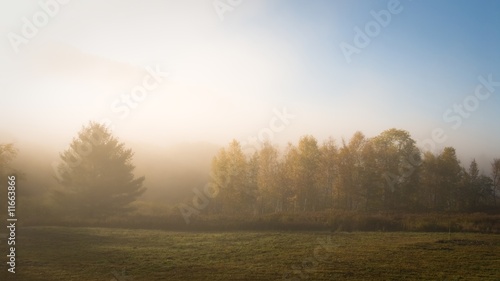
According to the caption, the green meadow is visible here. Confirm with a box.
[2,227,499,281]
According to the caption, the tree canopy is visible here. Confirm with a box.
[0,143,18,177]
[208,128,499,214]
[54,122,145,218]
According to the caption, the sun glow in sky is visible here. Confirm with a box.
[1,0,500,167]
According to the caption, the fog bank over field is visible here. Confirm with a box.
[8,140,218,204]
[1,0,499,220]
[2,1,499,170]
[7,129,499,208]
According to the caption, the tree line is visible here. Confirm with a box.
[207,128,500,215]
[1,124,499,222]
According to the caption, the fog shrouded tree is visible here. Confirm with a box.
[436,147,463,211]
[492,159,500,206]
[371,129,421,210]
[461,159,481,211]
[282,142,300,212]
[360,140,384,211]
[420,151,440,210]
[208,147,228,214]
[207,130,500,215]
[54,122,145,218]
[209,140,254,214]
[0,144,19,220]
[336,132,367,210]
[247,151,260,215]
[317,137,338,210]
[295,135,320,211]
[0,143,17,177]
[459,159,495,211]
[477,174,495,208]
[255,141,282,213]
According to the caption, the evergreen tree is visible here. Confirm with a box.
[54,122,145,218]
[436,147,462,211]
[492,159,500,206]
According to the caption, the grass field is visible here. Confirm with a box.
[1,227,499,280]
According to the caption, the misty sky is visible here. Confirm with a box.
[1,0,499,167]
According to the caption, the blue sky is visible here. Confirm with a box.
[1,0,499,169]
